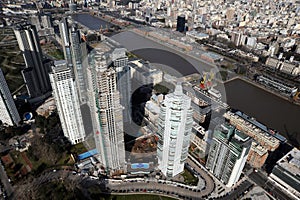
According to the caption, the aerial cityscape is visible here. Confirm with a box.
[0,0,299,199]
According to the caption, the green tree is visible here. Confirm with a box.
[153,84,169,95]
[35,115,46,129]
[220,70,228,81]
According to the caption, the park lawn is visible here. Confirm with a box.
[10,150,27,167]
[181,168,199,186]
[48,49,64,60]
[71,142,88,155]
[56,153,74,166]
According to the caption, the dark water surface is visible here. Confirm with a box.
[225,79,300,146]
[72,13,112,30]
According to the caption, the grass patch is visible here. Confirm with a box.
[36,181,86,200]
[48,49,64,60]
[219,70,228,81]
[10,151,27,166]
[126,51,138,59]
[71,142,88,155]
[11,54,24,64]
[153,83,170,95]
[181,168,198,186]
[6,77,25,93]
[56,153,74,166]
[220,62,235,70]
[0,37,25,92]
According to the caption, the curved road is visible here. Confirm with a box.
[186,157,214,196]
[13,156,214,200]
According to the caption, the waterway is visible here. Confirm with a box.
[225,79,300,147]
[71,13,112,30]
[130,49,300,146]
[73,13,300,147]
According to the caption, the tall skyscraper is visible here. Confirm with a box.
[14,24,51,98]
[87,44,126,174]
[49,60,85,144]
[0,69,21,126]
[59,18,72,66]
[176,15,186,32]
[157,83,193,178]
[69,23,88,103]
[206,123,251,187]
[59,18,88,103]
[111,48,131,124]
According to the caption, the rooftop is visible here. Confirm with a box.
[251,142,268,156]
[277,148,300,176]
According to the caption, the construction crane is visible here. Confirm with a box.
[199,72,207,89]
[293,91,300,101]
[199,69,217,90]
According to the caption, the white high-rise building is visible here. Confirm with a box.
[87,44,126,174]
[59,17,88,104]
[157,83,193,178]
[49,60,85,144]
[0,69,21,126]
[206,123,252,187]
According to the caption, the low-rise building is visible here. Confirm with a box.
[144,95,163,133]
[200,52,223,63]
[224,111,280,151]
[269,148,300,199]
[190,123,212,158]
[130,60,163,86]
[186,31,209,41]
[247,142,268,169]
[265,57,300,76]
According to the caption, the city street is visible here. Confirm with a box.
[186,157,214,197]
[12,166,213,200]
[108,181,203,200]
[216,180,253,200]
